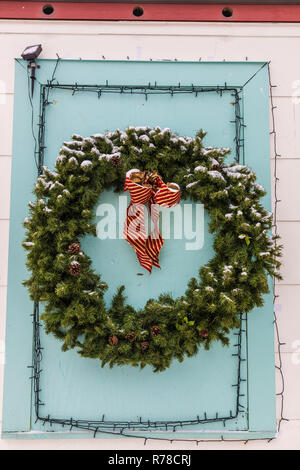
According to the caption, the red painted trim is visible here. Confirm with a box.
[1,2,300,22]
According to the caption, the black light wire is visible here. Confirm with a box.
[21,57,285,444]
[267,61,289,433]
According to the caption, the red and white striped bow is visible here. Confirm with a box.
[123,169,181,274]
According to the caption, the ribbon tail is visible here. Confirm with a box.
[145,234,163,269]
[145,200,164,270]
[136,251,153,274]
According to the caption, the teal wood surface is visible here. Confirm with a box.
[2,60,275,439]
[243,73,276,432]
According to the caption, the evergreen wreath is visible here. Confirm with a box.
[23,126,282,372]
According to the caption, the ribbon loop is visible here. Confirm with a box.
[123,169,181,274]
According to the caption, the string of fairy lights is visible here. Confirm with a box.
[268,62,289,434]
[20,56,286,444]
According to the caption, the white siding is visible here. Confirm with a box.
[0,19,299,450]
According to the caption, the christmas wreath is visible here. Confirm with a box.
[23,127,282,372]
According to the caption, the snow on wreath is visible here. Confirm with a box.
[23,126,282,372]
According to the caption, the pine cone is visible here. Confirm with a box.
[69,261,81,276]
[125,332,135,343]
[151,326,161,337]
[212,162,220,171]
[68,243,80,255]
[111,155,121,167]
[108,335,118,345]
[199,329,209,338]
[141,341,149,351]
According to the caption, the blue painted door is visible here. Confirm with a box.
[2,60,275,439]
